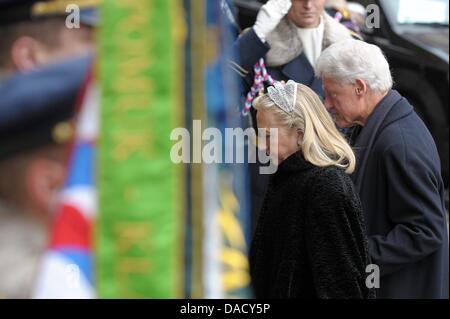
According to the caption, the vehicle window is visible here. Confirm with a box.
[381,0,449,25]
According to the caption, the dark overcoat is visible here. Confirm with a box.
[351,90,449,299]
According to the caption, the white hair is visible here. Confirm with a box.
[315,39,393,93]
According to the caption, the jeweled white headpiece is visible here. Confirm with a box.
[267,80,298,115]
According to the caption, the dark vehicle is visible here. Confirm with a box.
[233,0,449,188]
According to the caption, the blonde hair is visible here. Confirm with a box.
[253,83,356,174]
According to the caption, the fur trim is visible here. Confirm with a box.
[0,202,46,298]
[265,12,352,67]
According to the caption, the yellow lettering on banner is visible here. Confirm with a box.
[221,248,249,270]
[222,271,251,292]
[116,0,149,13]
[217,191,251,293]
[113,77,154,94]
[114,222,153,297]
[117,258,152,298]
[118,259,151,274]
[112,35,152,56]
[114,95,152,113]
[218,192,245,250]
[221,248,250,290]
[112,0,154,97]
[111,131,153,162]
[101,0,173,298]
[114,223,152,253]
[112,55,154,94]
[118,56,153,76]
[116,20,149,37]
[218,209,245,249]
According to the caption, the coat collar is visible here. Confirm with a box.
[265,12,352,67]
[280,54,324,97]
[379,93,413,131]
[281,53,315,85]
[352,90,408,189]
[354,90,406,149]
[276,150,316,176]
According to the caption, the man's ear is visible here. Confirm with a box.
[10,36,46,71]
[355,79,368,96]
[24,157,66,224]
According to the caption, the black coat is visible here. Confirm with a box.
[351,90,449,299]
[250,151,374,299]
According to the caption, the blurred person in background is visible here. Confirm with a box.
[0,56,92,298]
[316,39,449,299]
[234,0,360,96]
[0,0,98,81]
[325,0,367,33]
[0,0,98,299]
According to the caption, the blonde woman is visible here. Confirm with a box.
[250,80,374,299]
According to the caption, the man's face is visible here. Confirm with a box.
[37,24,95,65]
[287,0,326,28]
[5,21,96,72]
[0,144,67,228]
[322,77,363,128]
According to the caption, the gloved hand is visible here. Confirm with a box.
[253,0,292,42]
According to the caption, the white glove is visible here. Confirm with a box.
[253,0,292,42]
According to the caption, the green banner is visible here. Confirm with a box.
[97,0,184,298]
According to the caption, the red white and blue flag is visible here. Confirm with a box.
[33,73,99,299]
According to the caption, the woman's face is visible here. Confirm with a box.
[257,108,301,164]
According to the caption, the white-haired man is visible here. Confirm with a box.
[315,39,449,299]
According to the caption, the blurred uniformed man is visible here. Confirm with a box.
[0,0,99,80]
[0,56,92,298]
